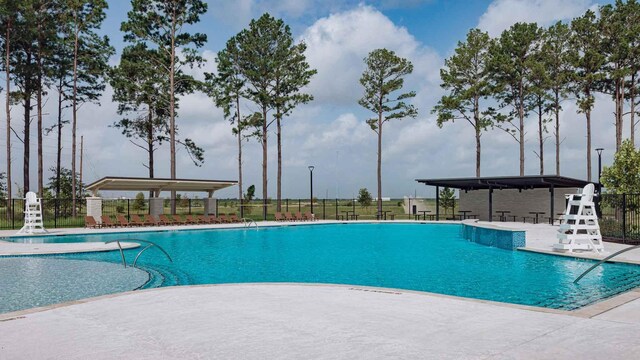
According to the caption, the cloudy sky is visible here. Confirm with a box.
[2,0,625,199]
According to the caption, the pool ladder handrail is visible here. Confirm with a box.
[242,218,259,230]
[573,244,640,283]
[104,239,173,268]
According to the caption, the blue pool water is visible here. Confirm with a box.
[5,223,640,311]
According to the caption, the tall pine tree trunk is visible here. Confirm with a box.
[147,108,154,198]
[377,113,383,217]
[555,90,560,175]
[71,21,79,216]
[474,96,481,177]
[23,50,32,194]
[37,69,43,197]
[56,80,63,197]
[5,20,12,216]
[36,18,44,198]
[586,108,592,182]
[169,12,177,213]
[262,107,268,220]
[276,115,282,213]
[538,101,544,175]
[518,83,525,176]
[236,97,243,218]
[615,78,623,151]
[631,72,636,147]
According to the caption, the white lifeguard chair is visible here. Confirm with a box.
[16,191,47,235]
[553,184,603,253]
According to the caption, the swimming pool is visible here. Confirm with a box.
[4,223,640,312]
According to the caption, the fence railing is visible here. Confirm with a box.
[0,197,454,230]
[5,195,636,240]
[599,194,640,243]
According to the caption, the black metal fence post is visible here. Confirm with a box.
[623,194,627,241]
[335,199,338,220]
[322,199,326,220]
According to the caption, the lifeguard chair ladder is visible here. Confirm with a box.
[16,191,47,235]
[553,184,603,253]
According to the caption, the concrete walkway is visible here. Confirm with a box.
[2,284,640,359]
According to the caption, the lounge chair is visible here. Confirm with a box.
[185,215,201,224]
[100,215,117,228]
[131,214,153,226]
[145,214,165,226]
[207,215,222,224]
[85,216,100,228]
[285,212,295,221]
[159,214,176,225]
[304,211,315,221]
[275,212,284,221]
[116,215,133,227]
[198,215,216,224]
[172,214,188,225]
[295,212,304,221]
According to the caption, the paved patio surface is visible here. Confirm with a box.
[2,284,640,359]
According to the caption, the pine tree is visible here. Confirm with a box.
[569,10,605,181]
[359,48,417,216]
[121,0,208,214]
[488,22,542,176]
[542,21,572,175]
[206,35,248,217]
[65,0,112,215]
[433,28,493,177]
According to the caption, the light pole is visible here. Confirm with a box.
[595,148,604,218]
[308,165,315,214]
[596,148,604,192]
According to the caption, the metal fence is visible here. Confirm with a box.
[2,196,638,240]
[0,197,453,230]
[599,194,640,243]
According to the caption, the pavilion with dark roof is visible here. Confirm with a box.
[416,175,594,222]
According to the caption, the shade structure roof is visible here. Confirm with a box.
[415,175,593,190]
[86,176,237,196]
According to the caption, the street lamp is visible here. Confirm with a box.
[595,148,604,191]
[595,148,604,218]
[308,165,315,214]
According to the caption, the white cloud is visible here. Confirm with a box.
[477,0,595,36]
[300,5,441,106]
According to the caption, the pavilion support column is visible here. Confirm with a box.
[204,198,217,216]
[149,197,164,216]
[550,185,555,225]
[488,187,493,222]
[86,197,102,224]
[435,186,440,221]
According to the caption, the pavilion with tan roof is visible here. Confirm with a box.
[85,176,237,220]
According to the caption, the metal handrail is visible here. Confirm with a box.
[105,239,173,268]
[242,218,258,230]
[574,244,640,283]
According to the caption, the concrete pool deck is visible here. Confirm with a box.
[2,283,640,359]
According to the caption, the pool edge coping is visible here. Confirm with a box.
[3,281,638,322]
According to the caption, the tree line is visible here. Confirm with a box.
[434,0,640,180]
